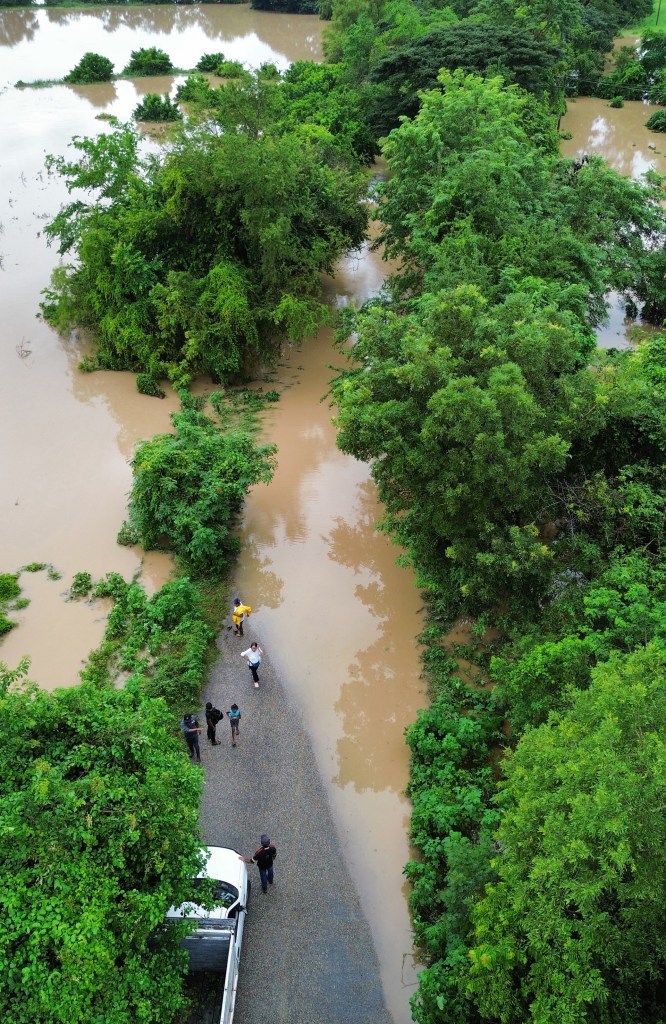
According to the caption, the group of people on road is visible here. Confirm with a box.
[180,595,278,892]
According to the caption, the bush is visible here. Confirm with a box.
[609,94,624,107]
[0,574,20,602]
[646,109,666,131]
[175,73,214,104]
[258,62,280,80]
[126,402,276,577]
[136,372,166,398]
[70,572,93,598]
[216,60,245,78]
[64,52,114,85]
[0,615,15,636]
[196,52,225,72]
[133,93,182,123]
[123,47,173,77]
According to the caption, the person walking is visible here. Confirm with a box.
[180,713,202,761]
[226,703,241,747]
[240,835,277,893]
[205,701,223,745]
[241,642,264,687]
[232,598,252,637]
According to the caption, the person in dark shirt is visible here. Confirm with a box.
[205,701,222,745]
[240,834,277,893]
[180,713,202,761]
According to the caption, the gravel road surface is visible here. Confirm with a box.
[198,620,395,1024]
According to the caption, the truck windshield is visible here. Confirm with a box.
[192,878,239,908]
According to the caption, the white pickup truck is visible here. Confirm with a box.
[167,846,250,1024]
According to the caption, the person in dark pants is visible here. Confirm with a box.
[181,713,202,761]
[240,835,277,893]
[227,703,241,747]
[205,702,222,745]
[241,642,263,687]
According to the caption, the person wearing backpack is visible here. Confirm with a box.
[204,701,223,745]
[240,834,277,893]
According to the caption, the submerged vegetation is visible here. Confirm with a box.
[10,0,666,1019]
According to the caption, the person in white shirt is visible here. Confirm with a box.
[241,642,264,687]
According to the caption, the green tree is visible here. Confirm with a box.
[0,667,204,1024]
[64,52,114,85]
[123,47,174,76]
[470,644,666,1024]
[331,284,598,614]
[368,24,562,136]
[133,93,182,122]
[125,400,276,577]
[43,110,368,383]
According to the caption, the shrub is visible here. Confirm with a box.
[133,93,182,123]
[70,572,93,598]
[136,372,166,398]
[646,109,666,132]
[216,60,246,78]
[0,615,15,636]
[196,52,225,72]
[175,73,214,104]
[123,47,173,77]
[126,402,276,577]
[258,62,280,80]
[0,574,20,602]
[609,94,624,107]
[64,52,114,85]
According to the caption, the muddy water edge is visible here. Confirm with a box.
[0,7,422,1023]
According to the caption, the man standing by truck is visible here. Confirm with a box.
[240,835,277,893]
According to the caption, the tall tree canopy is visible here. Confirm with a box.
[0,671,204,1024]
[470,644,666,1024]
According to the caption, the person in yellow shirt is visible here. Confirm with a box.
[232,597,252,637]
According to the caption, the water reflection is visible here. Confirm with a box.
[66,81,119,109]
[1,6,323,85]
[0,8,39,47]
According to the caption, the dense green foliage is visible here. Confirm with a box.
[122,398,276,577]
[133,92,182,122]
[328,42,666,1024]
[123,47,174,77]
[42,79,368,385]
[196,52,226,72]
[0,665,205,1024]
[470,645,666,1024]
[64,52,114,84]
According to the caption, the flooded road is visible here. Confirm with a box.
[235,236,425,1020]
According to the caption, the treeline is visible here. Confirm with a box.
[321,5,666,1024]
